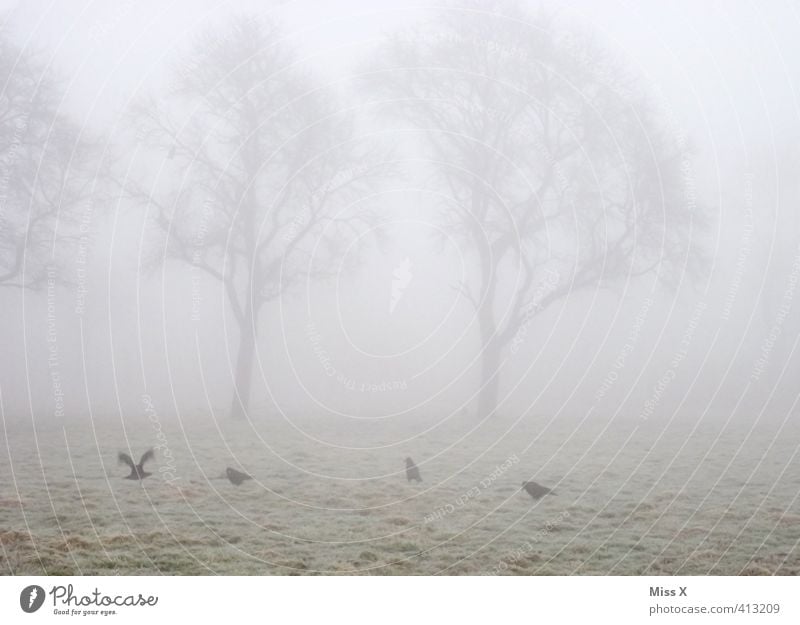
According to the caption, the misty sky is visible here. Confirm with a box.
[1,0,799,427]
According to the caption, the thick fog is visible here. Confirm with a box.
[2,0,799,430]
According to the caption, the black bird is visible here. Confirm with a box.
[405,457,422,483]
[521,481,555,500]
[118,449,154,480]
[225,467,252,486]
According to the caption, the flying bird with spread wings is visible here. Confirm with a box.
[118,449,155,480]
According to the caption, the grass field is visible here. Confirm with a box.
[1,413,798,575]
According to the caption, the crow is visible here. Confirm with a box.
[225,467,252,486]
[118,449,154,480]
[521,481,555,500]
[405,457,422,483]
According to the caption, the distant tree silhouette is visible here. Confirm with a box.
[126,16,390,419]
[367,2,702,416]
[0,28,97,289]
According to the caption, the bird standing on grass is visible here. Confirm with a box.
[225,467,252,486]
[521,481,555,500]
[118,449,154,480]
[405,457,422,483]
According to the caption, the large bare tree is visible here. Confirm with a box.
[0,28,96,289]
[367,3,701,416]
[126,17,388,419]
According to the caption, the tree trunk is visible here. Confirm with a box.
[477,337,502,417]
[474,240,505,417]
[230,314,256,420]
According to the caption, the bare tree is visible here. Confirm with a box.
[126,17,389,420]
[367,3,701,416]
[0,28,97,289]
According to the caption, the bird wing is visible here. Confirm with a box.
[118,452,135,470]
[139,449,155,466]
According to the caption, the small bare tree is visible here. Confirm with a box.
[126,17,389,419]
[0,29,96,289]
[367,3,701,416]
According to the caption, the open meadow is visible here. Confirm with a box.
[2,414,797,575]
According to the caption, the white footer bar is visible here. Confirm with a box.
[2,576,797,624]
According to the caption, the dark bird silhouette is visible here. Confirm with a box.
[522,481,555,500]
[225,467,252,486]
[118,449,154,480]
[405,457,422,483]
